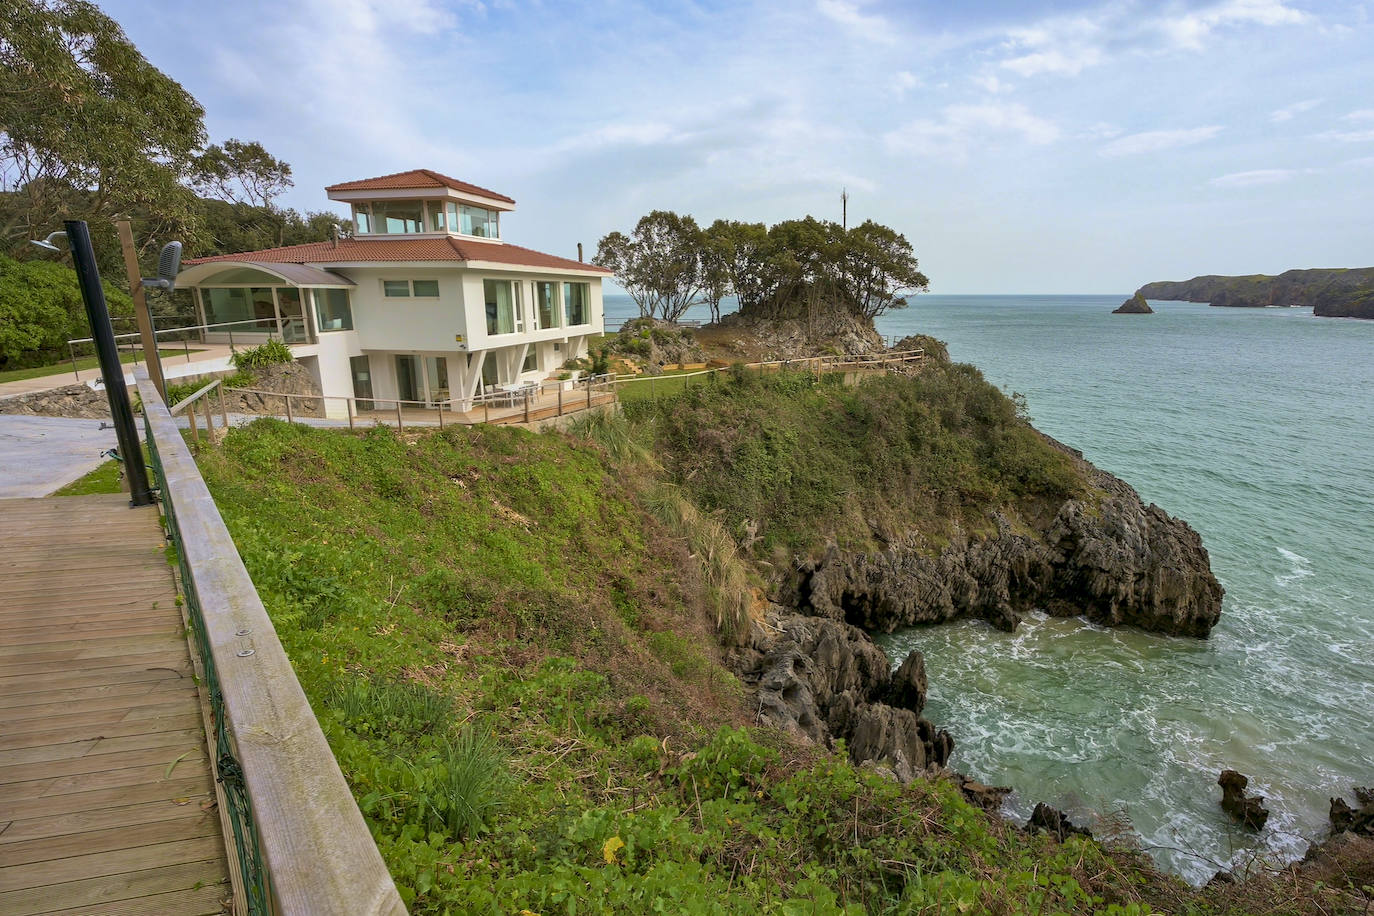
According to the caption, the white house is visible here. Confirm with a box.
[176,169,611,416]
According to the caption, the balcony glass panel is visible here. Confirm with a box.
[563,282,588,326]
[460,205,498,238]
[536,281,559,329]
[484,279,515,335]
[373,200,424,234]
[313,288,353,331]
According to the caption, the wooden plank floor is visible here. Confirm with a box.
[0,494,232,915]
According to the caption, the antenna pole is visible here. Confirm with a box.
[841,188,849,230]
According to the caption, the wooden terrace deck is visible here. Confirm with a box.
[0,494,231,915]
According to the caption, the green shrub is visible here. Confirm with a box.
[230,337,293,371]
[0,253,133,369]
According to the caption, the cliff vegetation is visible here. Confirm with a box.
[189,364,1361,914]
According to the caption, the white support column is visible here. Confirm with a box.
[511,343,529,378]
[456,350,485,411]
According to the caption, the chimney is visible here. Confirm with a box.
[332,224,339,249]
[577,242,583,262]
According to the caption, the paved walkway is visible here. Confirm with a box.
[0,346,235,402]
[0,495,232,915]
[0,416,118,498]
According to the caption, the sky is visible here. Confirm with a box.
[102,0,1373,293]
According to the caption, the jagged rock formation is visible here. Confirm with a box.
[731,439,1222,783]
[784,460,1223,639]
[1218,769,1270,830]
[1113,292,1154,314]
[735,612,952,782]
[1027,803,1092,840]
[710,309,884,360]
[1135,267,1374,319]
[1329,786,1374,836]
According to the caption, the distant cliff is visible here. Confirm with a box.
[1136,268,1374,319]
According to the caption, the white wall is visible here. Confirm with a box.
[346,268,471,354]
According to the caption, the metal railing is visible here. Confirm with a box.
[180,372,621,434]
[135,368,407,915]
[611,348,926,396]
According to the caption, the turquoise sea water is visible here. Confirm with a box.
[875,296,1374,883]
[604,294,1374,882]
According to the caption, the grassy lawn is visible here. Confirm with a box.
[0,348,205,385]
[614,367,717,402]
[50,458,124,496]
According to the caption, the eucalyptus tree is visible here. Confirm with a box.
[594,210,704,322]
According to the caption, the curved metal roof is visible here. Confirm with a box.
[176,260,356,287]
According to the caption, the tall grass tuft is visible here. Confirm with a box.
[424,724,505,839]
[329,678,454,735]
[643,486,753,645]
[566,409,656,467]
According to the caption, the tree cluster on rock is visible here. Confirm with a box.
[594,211,929,326]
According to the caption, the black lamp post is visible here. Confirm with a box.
[43,221,154,507]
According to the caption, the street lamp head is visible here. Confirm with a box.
[140,241,182,293]
[29,231,68,252]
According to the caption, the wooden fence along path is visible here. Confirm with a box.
[0,494,232,915]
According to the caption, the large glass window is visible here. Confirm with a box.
[535,281,559,329]
[276,288,307,343]
[428,202,446,232]
[312,289,353,331]
[522,348,538,373]
[350,355,373,410]
[373,200,424,234]
[353,205,372,234]
[563,282,589,326]
[460,205,499,238]
[203,288,253,328]
[484,279,515,335]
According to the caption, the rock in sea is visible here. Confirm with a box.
[1113,292,1154,314]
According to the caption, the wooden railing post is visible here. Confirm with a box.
[284,392,293,424]
[346,397,355,430]
[437,400,445,429]
[218,385,229,429]
[395,400,404,431]
[558,386,564,416]
[524,390,531,423]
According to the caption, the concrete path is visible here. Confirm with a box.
[0,416,118,498]
[0,346,235,402]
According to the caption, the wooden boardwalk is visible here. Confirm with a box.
[0,494,231,915]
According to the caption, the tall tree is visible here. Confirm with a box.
[594,210,704,322]
[836,220,929,320]
[0,0,206,257]
[192,139,293,209]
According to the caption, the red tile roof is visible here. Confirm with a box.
[324,169,515,204]
[184,236,611,274]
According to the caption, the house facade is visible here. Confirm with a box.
[176,169,610,416]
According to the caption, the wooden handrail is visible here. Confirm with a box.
[135,369,407,915]
[169,378,222,415]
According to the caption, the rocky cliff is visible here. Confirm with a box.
[731,434,1223,782]
[1136,268,1374,319]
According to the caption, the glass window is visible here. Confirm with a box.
[522,348,538,373]
[446,202,459,233]
[350,355,373,410]
[250,287,276,330]
[354,205,371,234]
[484,279,515,335]
[428,202,446,232]
[412,279,440,298]
[563,282,588,326]
[383,280,411,297]
[535,281,559,329]
[312,289,353,331]
[373,200,424,234]
[203,288,253,328]
[460,205,498,238]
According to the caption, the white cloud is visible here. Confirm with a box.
[1158,0,1308,51]
[1002,46,1103,77]
[1317,128,1374,143]
[972,73,1011,94]
[816,0,896,45]
[1344,109,1374,121]
[993,0,1311,82]
[1100,126,1224,157]
[1270,98,1323,122]
[892,70,920,98]
[1209,168,1302,187]
[885,102,1059,160]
